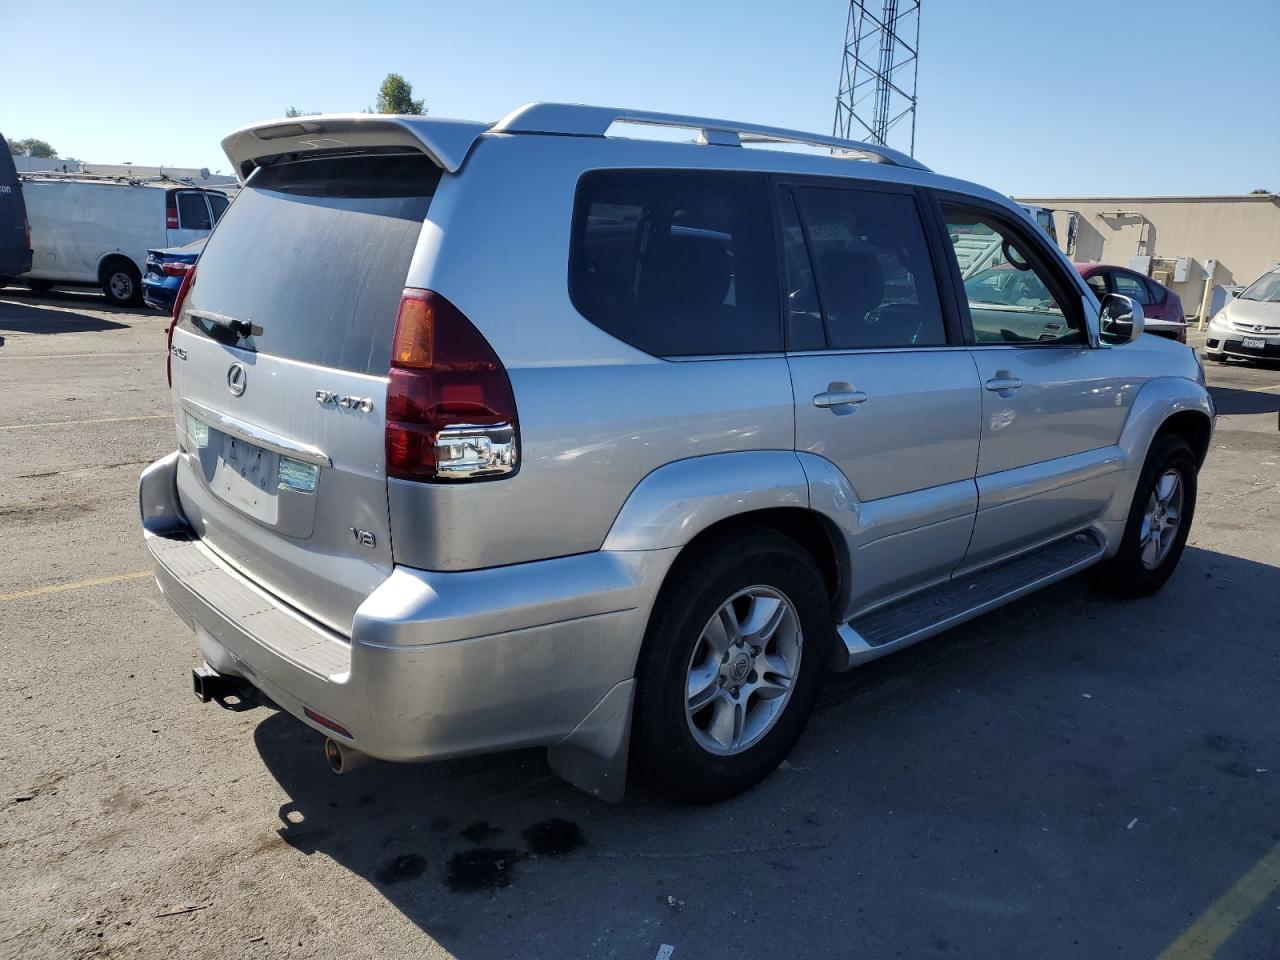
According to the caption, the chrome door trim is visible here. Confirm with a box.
[181,398,332,468]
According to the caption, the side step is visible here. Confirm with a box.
[832,531,1105,672]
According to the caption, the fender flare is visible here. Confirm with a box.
[602,450,812,552]
[1101,376,1214,525]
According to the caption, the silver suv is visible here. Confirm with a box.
[140,104,1214,802]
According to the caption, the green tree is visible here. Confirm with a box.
[8,137,57,158]
[375,73,425,115]
[284,106,321,118]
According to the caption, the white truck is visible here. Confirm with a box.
[20,171,228,305]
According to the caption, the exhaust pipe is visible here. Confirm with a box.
[324,737,372,774]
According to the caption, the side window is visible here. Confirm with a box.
[942,206,1084,346]
[568,170,779,357]
[1112,271,1152,305]
[1085,273,1109,302]
[1144,278,1167,305]
[778,188,824,351]
[176,191,212,230]
[208,193,229,223]
[791,186,946,349]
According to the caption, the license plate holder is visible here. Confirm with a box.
[1242,336,1266,350]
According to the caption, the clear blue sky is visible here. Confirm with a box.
[5,0,1277,196]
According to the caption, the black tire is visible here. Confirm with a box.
[1087,434,1197,598]
[26,279,54,292]
[100,258,141,307]
[633,529,831,803]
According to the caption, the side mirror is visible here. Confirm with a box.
[1099,293,1145,344]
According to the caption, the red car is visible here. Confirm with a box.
[1075,263,1187,343]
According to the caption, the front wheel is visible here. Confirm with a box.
[1088,434,1197,598]
[633,530,831,803]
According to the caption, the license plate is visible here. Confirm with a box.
[212,436,278,523]
[1242,336,1266,350]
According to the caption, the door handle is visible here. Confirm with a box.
[813,389,868,408]
[984,375,1023,393]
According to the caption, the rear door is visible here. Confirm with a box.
[170,152,440,633]
[0,135,30,275]
[778,180,981,611]
[167,189,215,247]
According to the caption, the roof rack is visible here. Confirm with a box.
[492,103,930,171]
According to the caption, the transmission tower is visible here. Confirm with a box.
[832,0,921,155]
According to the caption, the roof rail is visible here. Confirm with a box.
[492,102,930,171]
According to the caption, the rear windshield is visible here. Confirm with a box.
[183,152,440,374]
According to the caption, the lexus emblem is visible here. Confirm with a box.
[226,363,247,397]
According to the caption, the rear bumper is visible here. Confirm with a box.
[140,452,673,763]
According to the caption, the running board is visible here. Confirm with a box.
[832,531,1105,672]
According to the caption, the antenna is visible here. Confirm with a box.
[832,0,922,156]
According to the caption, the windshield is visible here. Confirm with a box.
[1238,271,1280,303]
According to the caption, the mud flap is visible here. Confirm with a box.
[545,679,634,803]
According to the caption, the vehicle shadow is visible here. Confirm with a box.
[250,545,1280,959]
[1208,384,1280,415]
[0,297,133,333]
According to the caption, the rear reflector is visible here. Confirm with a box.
[304,707,353,740]
[385,290,519,482]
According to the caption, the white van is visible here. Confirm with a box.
[20,174,228,305]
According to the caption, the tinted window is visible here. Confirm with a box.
[778,188,824,351]
[208,193,229,222]
[182,153,438,374]
[1144,277,1166,305]
[792,186,944,349]
[569,170,779,357]
[1112,271,1152,305]
[1085,273,1109,301]
[943,206,1084,345]
[177,192,211,230]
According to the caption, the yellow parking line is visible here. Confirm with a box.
[0,570,152,603]
[1158,839,1280,959]
[0,415,169,431]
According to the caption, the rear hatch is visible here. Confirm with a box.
[170,152,441,634]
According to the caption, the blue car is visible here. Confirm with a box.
[142,238,204,312]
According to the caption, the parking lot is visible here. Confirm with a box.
[2,288,1277,960]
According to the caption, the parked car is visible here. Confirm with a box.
[20,174,227,305]
[143,239,205,313]
[0,132,32,280]
[1077,263,1187,343]
[140,105,1214,804]
[1204,266,1280,363]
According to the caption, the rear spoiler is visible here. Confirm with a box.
[220,114,491,180]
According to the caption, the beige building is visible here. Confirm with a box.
[1016,193,1280,317]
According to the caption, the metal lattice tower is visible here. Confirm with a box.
[832,0,921,155]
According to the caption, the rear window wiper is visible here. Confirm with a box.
[188,309,263,341]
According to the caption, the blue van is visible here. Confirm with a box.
[0,133,33,279]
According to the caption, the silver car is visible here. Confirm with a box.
[140,104,1214,803]
[1205,267,1280,363]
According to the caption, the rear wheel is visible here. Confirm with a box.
[633,530,830,803]
[1088,434,1197,598]
[100,258,141,307]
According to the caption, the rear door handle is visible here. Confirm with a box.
[813,389,868,408]
[984,376,1023,393]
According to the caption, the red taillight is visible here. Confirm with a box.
[385,289,519,482]
[167,265,197,387]
[161,262,192,277]
[166,204,179,229]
